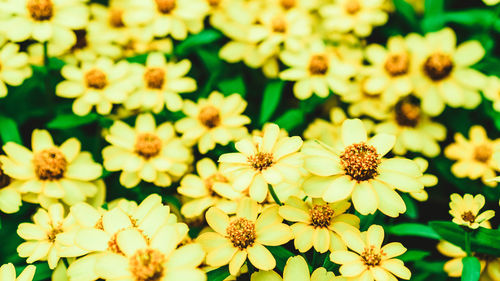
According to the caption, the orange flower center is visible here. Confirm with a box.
[155,0,176,14]
[461,211,476,224]
[27,0,53,21]
[226,217,256,250]
[107,231,125,255]
[345,0,361,14]
[395,97,421,127]
[109,9,125,28]
[207,0,220,7]
[204,173,228,196]
[474,144,492,163]
[423,53,453,81]
[310,204,335,228]
[135,133,162,159]
[280,0,296,9]
[144,67,166,89]
[198,105,221,129]
[33,148,68,181]
[384,53,409,77]
[248,152,274,171]
[0,164,11,189]
[47,226,63,242]
[308,54,329,75]
[272,16,287,33]
[340,143,380,182]
[129,249,165,281]
[85,69,107,90]
[361,246,383,267]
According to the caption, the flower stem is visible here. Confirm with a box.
[43,41,51,96]
[268,184,282,206]
[464,230,472,257]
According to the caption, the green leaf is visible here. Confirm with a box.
[422,0,444,31]
[425,0,443,16]
[32,263,52,281]
[399,250,430,262]
[217,76,246,97]
[387,223,440,240]
[393,0,419,28]
[267,246,294,271]
[259,80,284,125]
[444,10,496,27]
[47,113,98,129]
[175,29,223,55]
[197,48,223,71]
[401,194,418,219]
[206,265,230,281]
[429,221,500,256]
[274,109,304,132]
[462,257,481,281]
[0,116,22,144]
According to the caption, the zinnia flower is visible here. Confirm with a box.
[0,41,32,98]
[449,193,495,229]
[0,263,36,281]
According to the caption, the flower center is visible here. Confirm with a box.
[204,173,228,196]
[340,143,380,182]
[280,0,296,9]
[271,16,287,33]
[27,0,53,21]
[308,54,329,75]
[109,9,125,28]
[226,217,256,250]
[207,0,220,7]
[107,231,126,255]
[361,246,383,267]
[198,105,221,129]
[155,0,176,14]
[85,69,107,90]
[345,0,361,14]
[474,144,492,163]
[248,152,274,171]
[129,249,165,281]
[310,204,335,228]
[47,226,63,242]
[395,97,421,127]
[0,164,11,189]
[423,53,453,81]
[461,211,476,223]
[71,30,88,51]
[384,53,409,77]
[33,148,68,181]
[144,67,166,90]
[135,133,162,159]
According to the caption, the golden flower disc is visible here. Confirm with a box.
[423,53,453,81]
[395,97,421,127]
[384,53,409,77]
[461,211,476,224]
[85,69,108,90]
[308,54,329,75]
[198,105,221,129]
[340,143,380,182]
[144,67,166,90]
[345,0,361,15]
[248,152,274,171]
[310,204,335,228]
[109,9,125,28]
[361,246,383,267]
[226,217,256,250]
[280,0,296,10]
[129,249,166,281]
[27,0,53,21]
[33,148,68,181]
[155,0,176,14]
[272,16,287,33]
[135,133,163,159]
[474,144,492,163]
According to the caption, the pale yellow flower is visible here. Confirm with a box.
[331,225,411,281]
[197,198,293,276]
[175,91,250,154]
[483,0,500,5]
[304,107,347,149]
[219,123,303,202]
[302,119,424,217]
[409,157,438,202]
[103,113,192,188]
[449,193,495,229]
[408,28,487,116]
[444,125,500,186]
[125,53,197,113]
[0,130,102,206]
[0,42,32,98]
[279,196,359,253]
[0,263,36,281]
[0,163,22,214]
[483,75,500,112]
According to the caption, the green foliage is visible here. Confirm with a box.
[462,257,481,281]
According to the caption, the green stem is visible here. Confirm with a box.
[43,42,51,96]
[464,231,472,257]
[268,184,282,206]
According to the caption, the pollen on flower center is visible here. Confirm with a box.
[107,231,125,255]
[155,0,176,14]
[226,217,256,250]
[308,54,329,75]
[345,0,361,14]
[474,144,492,163]
[85,69,107,90]
[280,0,296,9]
[144,67,166,89]
[204,173,228,195]
[207,0,220,7]
[47,226,63,242]
[361,246,383,267]
[272,16,287,33]
[198,105,221,128]
[461,211,476,223]
[423,52,453,81]
[129,249,165,281]
[0,164,11,189]
[248,152,274,171]
[33,148,68,181]
[310,204,335,228]
[135,133,162,159]
[27,0,53,21]
[395,97,421,127]
[109,9,125,28]
[384,53,409,77]
[340,142,380,182]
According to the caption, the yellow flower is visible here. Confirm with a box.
[483,75,500,112]
[251,255,340,281]
[94,226,206,281]
[0,263,36,281]
[449,193,495,229]
[56,57,134,116]
[444,125,500,186]
[304,107,347,149]
[303,118,424,217]
[123,0,208,40]
[3,0,88,51]
[280,40,356,100]
[0,130,102,206]
[102,113,192,188]
[279,196,360,253]
[17,203,86,269]
[319,0,388,37]
[219,123,303,202]
[374,96,446,157]
[0,163,23,214]
[331,225,411,281]
[197,198,293,276]
[0,42,32,98]
[408,28,486,116]
[175,91,250,154]
[483,0,500,5]
[409,157,438,202]
[125,52,197,113]
[178,158,242,218]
